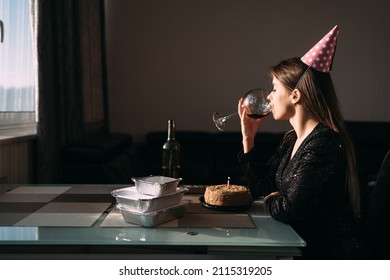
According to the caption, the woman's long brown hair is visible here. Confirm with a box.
[270,57,361,217]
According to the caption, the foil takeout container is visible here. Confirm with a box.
[111,186,188,213]
[117,200,191,227]
[132,176,182,196]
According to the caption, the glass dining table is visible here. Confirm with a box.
[0,184,305,259]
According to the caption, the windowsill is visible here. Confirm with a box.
[0,123,37,144]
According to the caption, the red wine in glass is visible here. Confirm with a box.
[247,112,271,119]
[212,88,271,131]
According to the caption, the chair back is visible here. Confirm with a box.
[365,149,390,258]
[366,150,390,231]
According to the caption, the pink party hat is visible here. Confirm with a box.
[301,25,339,72]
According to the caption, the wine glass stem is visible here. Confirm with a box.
[222,112,238,121]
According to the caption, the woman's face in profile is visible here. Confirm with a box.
[269,76,295,120]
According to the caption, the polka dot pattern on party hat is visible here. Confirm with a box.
[301,25,339,72]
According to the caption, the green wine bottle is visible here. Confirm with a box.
[162,120,181,178]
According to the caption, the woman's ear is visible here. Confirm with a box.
[291,89,301,105]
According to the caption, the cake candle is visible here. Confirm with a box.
[227,177,230,188]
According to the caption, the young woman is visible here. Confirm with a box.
[238,27,366,259]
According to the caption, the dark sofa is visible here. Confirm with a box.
[62,133,147,184]
[144,130,283,185]
[61,121,390,192]
[145,121,390,188]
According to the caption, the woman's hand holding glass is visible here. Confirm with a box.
[238,97,267,153]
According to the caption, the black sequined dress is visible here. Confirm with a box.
[238,123,365,259]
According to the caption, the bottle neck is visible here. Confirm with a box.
[167,120,175,140]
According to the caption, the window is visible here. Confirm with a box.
[0,0,36,134]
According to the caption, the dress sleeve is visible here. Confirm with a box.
[264,133,344,224]
[238,143,286,199]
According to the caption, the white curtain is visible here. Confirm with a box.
[0,0,36,113]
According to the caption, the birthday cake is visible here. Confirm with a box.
[204,185,252,207]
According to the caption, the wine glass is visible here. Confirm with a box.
[213,88,272,131]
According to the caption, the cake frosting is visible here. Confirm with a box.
[204,185,252,207]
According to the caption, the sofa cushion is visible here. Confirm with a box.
[62,133,140,184]
[63,133,133,164]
